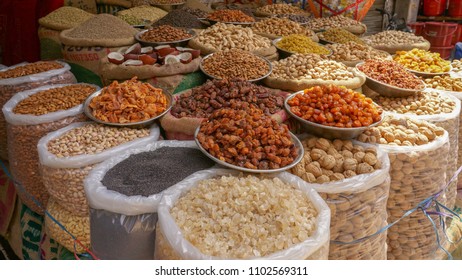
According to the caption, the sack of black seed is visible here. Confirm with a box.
[83,140,216,260]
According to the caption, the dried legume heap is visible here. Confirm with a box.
[207,9,255,22]
[38,6,94,30]
[13,84,96,115]
[66,14,137,40]
[394,49,451,73]
[291,137,381,183]
[0,61,63,79]
[251,17,313,37]
[47,123,150,157]
[171,174,318,258]
[276,34,329,55]
[141,25,192,42]
[117,5,167,22]
[326,42,390,62]
[288,85,383,128]
[201,49,269,80]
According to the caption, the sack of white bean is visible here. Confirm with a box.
[0,61,76,160]
[2,83,99,215]
[37,122,161,217]
[84,140,215,260]
[155,169,331,260]
[373,91,461,211]
[290,135,391,260]
[357,116,451,259]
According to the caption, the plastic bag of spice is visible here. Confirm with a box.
[160,81,290,140]
[0,61,76,160]
[290,135,391,260]
[357,121,451,260]
[37,122,160,217]
[2,83,99,215]
[154,168,330,260]
[83,140,216,260]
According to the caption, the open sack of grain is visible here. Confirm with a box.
[155,169,331,260]
[84,140,215,259]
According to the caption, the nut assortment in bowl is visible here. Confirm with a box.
[357,59,426,97]
[195,104,302,172]
[285,85,383,139]
[84,77,171,126]
[136,25,195,47]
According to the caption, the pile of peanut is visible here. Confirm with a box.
[201,49,269,80]
[423,75,462,91]
[326,42,390,62]
[357,116,445,146]
[193,23,271,52]
[251,17,314,37]
[0,61,63,79]
[255,3,307,15]
[363,30,427,46]
[291,137,381,183]
[304,15,362,30]
[374,91,456,115]
[270,54,354,81]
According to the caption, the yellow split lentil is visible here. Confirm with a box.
[277,34,330,55]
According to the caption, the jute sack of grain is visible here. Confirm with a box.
[0,61,76,160]
[154,169,331,260]
[291,135,391,260]
[64,0,98,13]
[60,14,138,85]
[38,6,95,60]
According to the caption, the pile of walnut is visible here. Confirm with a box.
[290,137,381,184]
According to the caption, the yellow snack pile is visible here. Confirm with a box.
[393,48,451,73]
[277,34,330,55]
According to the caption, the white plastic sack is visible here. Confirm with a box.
[155,168,331,260]
[0,61,71,86]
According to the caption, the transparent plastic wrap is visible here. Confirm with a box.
[83,140,202,260]
[386,91,460,211]
[37,122,160,216]
[44,198,90,254]
[292,135,391,260]
[378,131,450,259]
[0,61,76,160]
[2,84,97,215]
[154,169,331,260]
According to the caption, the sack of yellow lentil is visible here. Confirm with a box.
[155,168,331,260]
[2,83,99,215]
[0,61,76,161]
[37,121,160,217]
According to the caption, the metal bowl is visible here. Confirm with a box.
[83,88,173,128]
[272,37,332,59]
[206,18,256,26]
[199,52,272,83]
[356,62,426,97]
[408,66,452,78]
[135,28,196,47]
[194,127,304,174]
[284,91,384,140]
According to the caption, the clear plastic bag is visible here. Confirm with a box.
[2,84,97,215]
[0,61,76,160]
[293,135,391,260]
[154,169,331,260]
[83,140,202,260]
[37,122,160,216]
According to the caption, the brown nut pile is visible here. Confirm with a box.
[251,17,314,37]
[13,84,97,115]
[326,42,390,62]
[197,106,298,170]
[374,91,456,115]
[256,3,307,15]
[318,28,364,45]
[364,30,427,46]
[270,53,354,81]
[171,79,284,118]
[357,60,424,90]
[0,61,63,79]
[201,49,269,80]
[357,116,445,146]
[291,137,381,183]
[206,9,255,22]
[193,23,272,52]
[304,15,362,30]
[423,75,462,91]
[140,25,192,42]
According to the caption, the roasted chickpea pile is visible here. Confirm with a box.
[287,85,383,128]
[197,105,298,170]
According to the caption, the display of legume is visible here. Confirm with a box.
[207,9,255,22]
[256,3,308,15]
[288,85,383,128]
[0,61,63,79]
[102,147,215,196]
[252,17,314,38]
[140,25,192,42]
[276,34,329,54]
[117,5,167,22]
[394,48,451,73]
[304,15,362,31]
[66,14,137,40]
[38,6,94,30]
[326,42,390,63]
[357,60,424,90]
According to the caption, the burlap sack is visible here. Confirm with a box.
[38,27,62,60]
[188,37,277,57]
[264,67,366,92]
[60,29,136,48]
[160,87,290,140]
